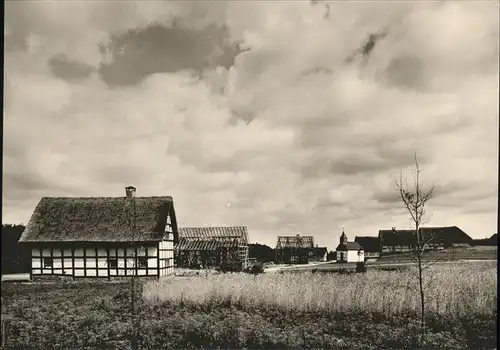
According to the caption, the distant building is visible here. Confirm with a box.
[354,236,380,259]
[335,231,364,263]
[472,234,497,246]
[378,226,473,254]
[19,186,177,280]
[174,226,249,271]
[311,246,328,262]
[275,235,327,264]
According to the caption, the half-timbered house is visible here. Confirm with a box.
[174,226,249,271]
[18,186,178,279]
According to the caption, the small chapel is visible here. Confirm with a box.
[335,230,364,263]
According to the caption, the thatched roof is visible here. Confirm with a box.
[19,196,177,243]
[378,226,473,246]
[276,235,314,249]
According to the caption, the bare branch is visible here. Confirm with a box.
[422,255,448,270]
[394,153,438,345]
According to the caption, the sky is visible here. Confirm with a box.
[3,1,499,250]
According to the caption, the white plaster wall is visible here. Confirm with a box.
[74,248,84,257]
[148,246,157,256]
[148,258,157,268]
[31,244,160,277]
[347,250,364,263]
[98,258,107,268]
[32,258,41,268]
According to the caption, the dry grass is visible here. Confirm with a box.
[143,261,496,318]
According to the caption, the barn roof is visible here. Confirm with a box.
[276,235,314,249]
[178,226,249,242]
[336,242,363,251]
[175,238,242,251]
[378,226,473,246]
[19,196,177,243]
[354,236,380,253]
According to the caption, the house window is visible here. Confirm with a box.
[43,257,53,268]
[137,257,148,268]
[107,258,118,268]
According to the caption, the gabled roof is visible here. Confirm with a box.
[276,235,314,249]
[19,196,177,243]
[336,242,363,251]
[178,226,249,243]
[354,236,380,253]
[378,226,473,246]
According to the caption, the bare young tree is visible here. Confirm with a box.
[395,154,437,344]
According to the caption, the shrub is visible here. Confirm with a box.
[356,262,367,273]
[245,263,264,275]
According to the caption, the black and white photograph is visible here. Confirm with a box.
[2,1,498,349]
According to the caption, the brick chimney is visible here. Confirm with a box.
[125,186,136,200]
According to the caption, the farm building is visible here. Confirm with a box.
[174,226,249,270]
[335,231,364,263]
[378,226,473,254]
[311,246,328,262]
[275,235,327,264]
[18,186,177,279]
[354,236,381,258]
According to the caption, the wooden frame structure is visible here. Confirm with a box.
[275,235,316,264]
[175,226,249,271]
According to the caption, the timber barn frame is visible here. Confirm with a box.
[275,234,315,264]
[18,186,178,279]
[174,226,249,271]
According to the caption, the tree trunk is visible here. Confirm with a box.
[416,226,426,345]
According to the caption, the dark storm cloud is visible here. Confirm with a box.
[98,22,240,87]
[48,54,95,82]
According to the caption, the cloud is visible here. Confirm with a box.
[3,1,498,248]
[99,22,240,87]
[48,54,95,82]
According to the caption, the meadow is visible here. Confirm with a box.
[1,261,496,349]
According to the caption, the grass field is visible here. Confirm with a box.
[1,260,496,349]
